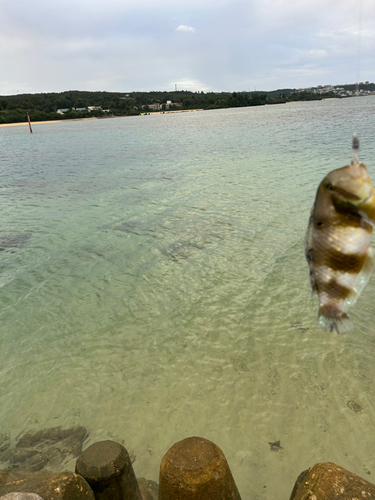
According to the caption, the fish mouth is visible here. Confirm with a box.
[362,193,372,204]
[335,186,372,205]
[334,185,363,202]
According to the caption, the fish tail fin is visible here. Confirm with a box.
[317,309,354,335]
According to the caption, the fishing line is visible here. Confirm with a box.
[355,0,363,97]
[353,0,363,155]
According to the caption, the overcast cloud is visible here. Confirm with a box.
[0,0,374,95]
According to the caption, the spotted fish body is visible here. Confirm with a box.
[306,138,375,333]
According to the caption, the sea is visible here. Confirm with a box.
[1,97,375,499]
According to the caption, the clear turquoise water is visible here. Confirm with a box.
[1,98,375,498]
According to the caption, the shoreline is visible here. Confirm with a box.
[0,109,205,128]
[0,117,99,128]
[140,109,204,115]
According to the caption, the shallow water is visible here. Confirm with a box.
[1,98,375,498]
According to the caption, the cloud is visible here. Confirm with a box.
[175,25,196,33]
[173,79,210,91]
[0,0,374,94]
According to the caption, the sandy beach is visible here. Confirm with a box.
[0,117,99,128]
[0,110,205,127]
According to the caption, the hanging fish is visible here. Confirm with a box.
[305,136,375,333]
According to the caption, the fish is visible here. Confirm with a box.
[305,136,375,333]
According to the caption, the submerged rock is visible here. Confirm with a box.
[137,478,159,500]
[161,241,205,261]
[9,450,47,473]
[104,220,155,236]
[0,436,10,454]
[113,221,140,233]
[41,447,66,470]
[0,449,13,465]
[16,426,87,457]
[0,426,88,473]
[0,234,31,252]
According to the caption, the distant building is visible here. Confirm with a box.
[57,108,70,114]
[87,106,102,112]
[164,101,182,110]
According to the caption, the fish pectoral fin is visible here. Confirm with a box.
[358,210,375,227]
[345,247,375,307]
[305,211,314,253]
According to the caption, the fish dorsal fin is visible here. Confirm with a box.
[345,247,375,307]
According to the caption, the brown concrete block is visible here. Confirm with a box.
[0,471,94,500]
[0,494,45,500]
[0,472,35,486]
[137,478,159,500]
[158,436,241,500]
[290,462,375,500]
[75,440,142,500]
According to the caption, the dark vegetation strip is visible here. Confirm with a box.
[1,84,374,124]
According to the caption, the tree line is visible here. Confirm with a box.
[0,88,338,124]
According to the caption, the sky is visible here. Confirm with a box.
[0,0,374,95]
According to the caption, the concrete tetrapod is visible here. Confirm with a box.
[75,440,142,500]
[158,437,241,500]
[0,494,45,500]
[289,462,375,500]
[0,472,94,500]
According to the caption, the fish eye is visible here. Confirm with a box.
[326,183,334,191]
[317,221,323,226]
